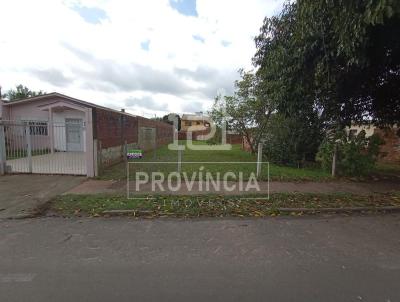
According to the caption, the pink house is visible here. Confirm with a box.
[0,93,173,176]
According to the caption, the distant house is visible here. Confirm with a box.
[181,113,210,132]
[0,93,173,176]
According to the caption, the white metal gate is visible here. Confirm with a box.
[0,120,86,175]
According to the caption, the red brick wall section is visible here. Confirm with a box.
[94,108,138,149]
[178,131,242,145]
[94,109,174,148]
[178,129,211,140]
[227,134,243,144]
[374,127,400,164]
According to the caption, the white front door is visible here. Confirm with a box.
[66,119,83,152]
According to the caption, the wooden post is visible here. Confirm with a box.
[332,143,338,177]
[257,142,263,178]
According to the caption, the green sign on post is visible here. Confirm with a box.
[127,149,143,159]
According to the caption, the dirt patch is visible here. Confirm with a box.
[0,175,85,219]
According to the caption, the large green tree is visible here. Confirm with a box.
[263,113,323,166]
[2,85,45,101]
[254,0,400,127]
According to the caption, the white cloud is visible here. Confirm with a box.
[0,0,284,116]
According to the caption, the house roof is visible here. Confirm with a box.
[2,92,137,118]
[181,114,210,121]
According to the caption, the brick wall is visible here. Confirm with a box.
[227,133,242,144]
[178,130,243,145]
[178,129,211,140]
[93,109,173,168]
[374,127,400,164]
[94,108,138,149]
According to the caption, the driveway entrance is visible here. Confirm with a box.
[6,152,86,175]
[0,174,84,219]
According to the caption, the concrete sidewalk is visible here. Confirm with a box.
[66,179,400,196]
[0,175,85,219]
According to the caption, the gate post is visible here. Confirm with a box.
[85,108,95,177]
[25,124,32,173]
[49,107,54,154]
[0,124,6,175]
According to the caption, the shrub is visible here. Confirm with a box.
[262,114,323,167]
[316,130,383,176]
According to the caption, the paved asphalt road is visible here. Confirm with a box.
[1,215,400,302]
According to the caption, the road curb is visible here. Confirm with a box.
[102,206,400,216]
[275,206,400,213]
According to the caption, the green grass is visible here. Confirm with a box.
[99,141,331,181]
[53,192,400,217]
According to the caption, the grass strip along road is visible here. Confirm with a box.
[52,192,400,218]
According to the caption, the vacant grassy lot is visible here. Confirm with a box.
[53,192,400,217]
[99,142,332,181]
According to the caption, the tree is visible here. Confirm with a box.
[254,0,400,127]
[210,70,274,153]
[263,113,323,166]
[162,114,181,131]
[3,85,45,101]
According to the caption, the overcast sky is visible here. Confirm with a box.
[0,0,284,118]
